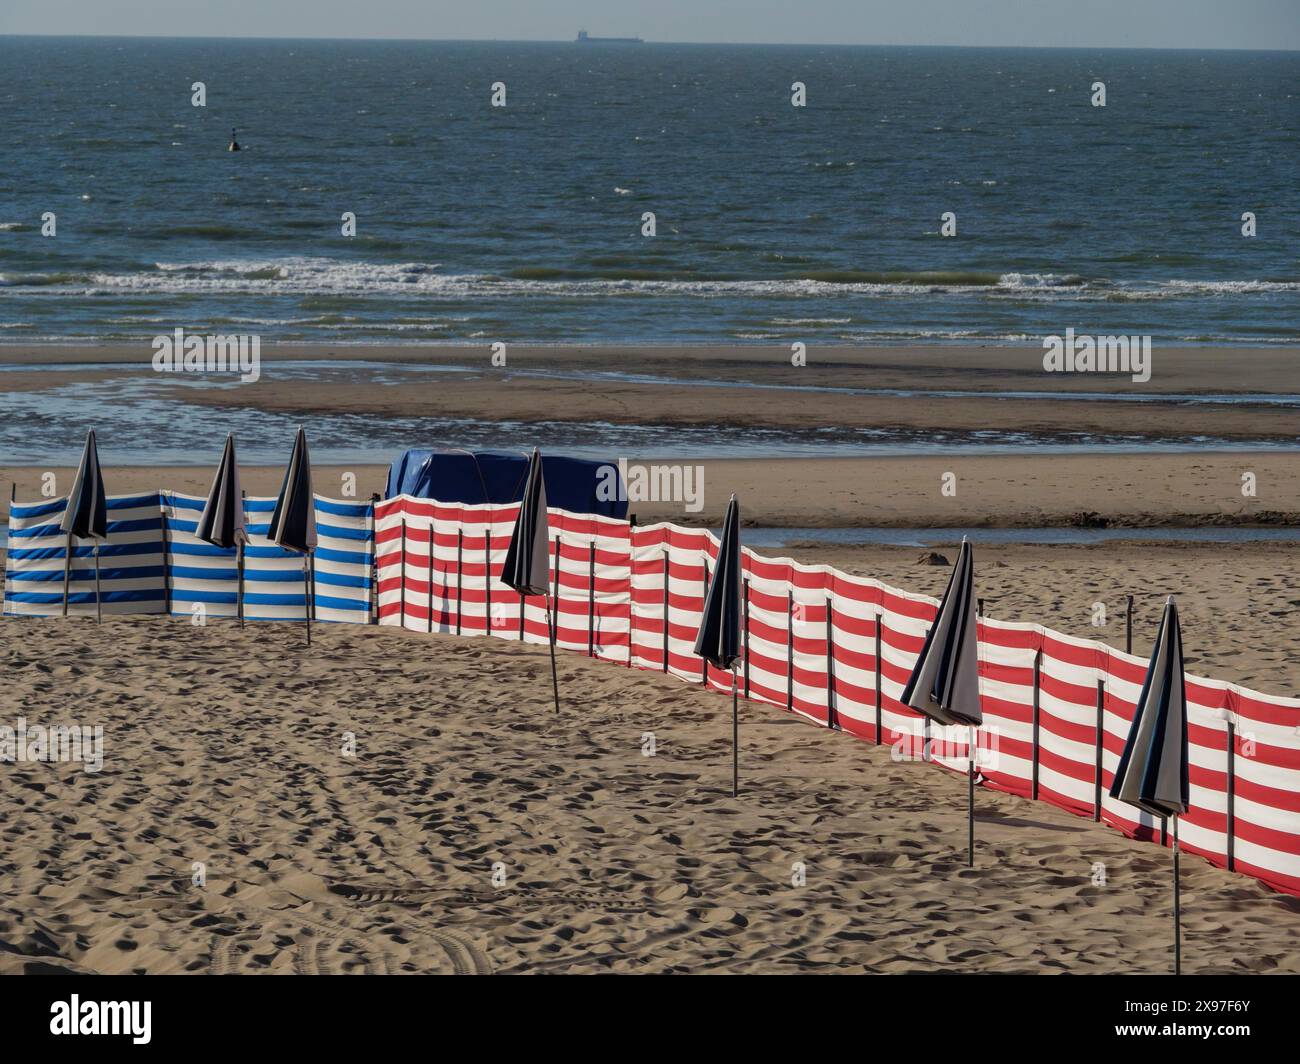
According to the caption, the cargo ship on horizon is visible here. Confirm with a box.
[576,30,644,44]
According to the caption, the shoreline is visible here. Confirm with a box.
[4,342,1298,526]
[2,341,1298,392]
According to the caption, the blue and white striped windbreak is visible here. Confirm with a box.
[160,493,373,623]
[5,491,372,623]
[5,492,165,617]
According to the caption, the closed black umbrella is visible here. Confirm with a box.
[901,538,982,863]
[60,429,108,622]
[1110,595,1189,974]
[195,433,248,626]
[694,494,743,796]
[502,448,559,712]
[268,427,317,644]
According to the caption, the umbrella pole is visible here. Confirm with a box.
[731,664,739,798]
[94,542,102,624]
[968,724,975,867]
[237,542,245,628]
[304,553,312,646]
[546,591,560,713]
[62,529,73,617]
[1173,814,1181,976]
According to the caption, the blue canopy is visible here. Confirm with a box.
[385,449,627,519]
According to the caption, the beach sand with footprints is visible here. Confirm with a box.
[2,539,1298,975]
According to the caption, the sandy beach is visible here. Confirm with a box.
[1,601,1297,976]
[3,537,1299,975]
[4,342,1299,975]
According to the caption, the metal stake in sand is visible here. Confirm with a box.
[731,664,739,798]
[1174,815,1182,976]
[1109,595,1190,976]
[303,554,313,645]
[693,495,743,797]
[501,448,560,714]
[59,428,108,621]
[899,538,982,864]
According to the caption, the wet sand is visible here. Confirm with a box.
[3,342,1300,445]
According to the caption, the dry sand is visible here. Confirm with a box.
[4,451,1299,529]
[2,540,1298,976]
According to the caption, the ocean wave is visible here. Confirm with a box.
[2,257,1297,305]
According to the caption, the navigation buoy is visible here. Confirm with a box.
[228,127,241,152]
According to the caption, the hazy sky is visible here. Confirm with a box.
[3,0,1298,50]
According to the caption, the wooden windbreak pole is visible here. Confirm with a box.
[239,488,248,628]
[874,617,883,745]
[825,595,839,731]
[661,550,670,673]
[588,540,597,658]
[368,494,379,625]
[1094,678,1105,821]
[1030,648,1042,800]
[699,553,708,684]
[160,504,172,616]
[484,523,492,637]
[742,577,751,699]
[455,528,463,636]
[627,514,637,667]
[1226,715,1237,873]
[399,516,407,627]
[786,590,795,713]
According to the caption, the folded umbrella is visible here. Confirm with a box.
[268,427,317,644]
[900,538,982,863]
[60,429,108,622]
[1110,595,1189,973]
[694,494,743,796]
[501,448,559,712]
[195,433,248,626]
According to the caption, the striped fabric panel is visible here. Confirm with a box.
[310,495,374,624]
[161,492,372,623]
[161,492,240,617]
[627,523,1300,899]
[4,492,167,617]
[375,495,631,659]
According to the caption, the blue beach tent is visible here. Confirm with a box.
[385,449,628,519]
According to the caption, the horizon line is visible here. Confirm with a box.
[2,32,1297,54]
